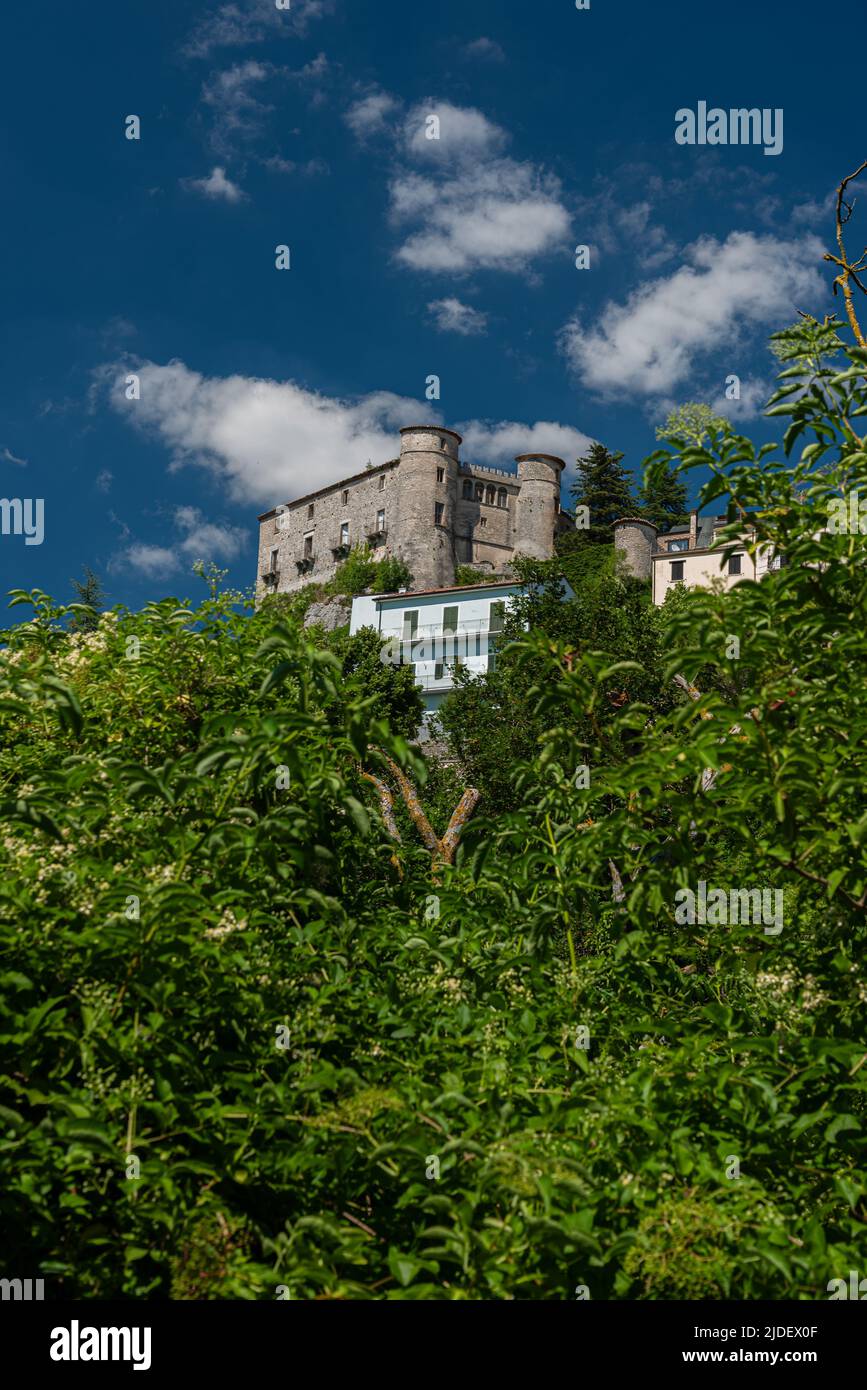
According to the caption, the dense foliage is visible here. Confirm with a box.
[1,317,866,1300]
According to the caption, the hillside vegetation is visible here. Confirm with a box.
[1,317,866,1299]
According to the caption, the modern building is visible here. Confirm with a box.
[257,424,571,597]
[614,511,782,604]
[349,576,575,731]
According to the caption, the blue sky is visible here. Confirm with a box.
[1,0,863,610]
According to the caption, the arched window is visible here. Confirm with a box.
[475,483,484,501]
[462,479,472,499]
[497,488,507,508]
[486,485,495,505]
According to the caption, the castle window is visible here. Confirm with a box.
[437,467,444,483]
[377,508,385,533]
[486,486,495,505]
[379,474,385,491]
[728,554,742,576]
[340,522,349,547]
[342,489,349,506]
[475,483,484,501]
[307,503,314,519]
[269,547,279,573]
[303,534,313,560]
[670,559,684,582]
[435,502,444,525]
[497,488,507,508]
[479,516,486,527]
[462,479,472,499]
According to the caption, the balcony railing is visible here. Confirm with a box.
[380,624,504,666]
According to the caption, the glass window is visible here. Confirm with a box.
[340,522,349,546]
[442,605,459,634]
[728,554,742,575]
[489,600,505,633]
[669,538,688,552]
[403,610,418,640]
[342,489,349,506]
[435,502,444,525]
[670,559,684,581]
[434,662,444,681]
[377,509,385,532]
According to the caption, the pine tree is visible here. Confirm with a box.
[639,465,689,532]
[570,443,636,544]
[69,567,105,631]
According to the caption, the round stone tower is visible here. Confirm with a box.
[613,517,658,581]
[395,426,461,590]
[513,453,565,561]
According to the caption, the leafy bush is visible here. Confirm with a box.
[1,317,867,1300]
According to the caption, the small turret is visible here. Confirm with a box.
[613,517,658,581]
[513,453,565,560]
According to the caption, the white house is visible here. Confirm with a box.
[350,578,575,733]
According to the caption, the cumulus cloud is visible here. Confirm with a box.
[104,360,438,506]
[123,544,181,580]
[391,158,570,274]
[461,37,505,62]
[348,93,569,275]
[457,419,594,471]
[183,166,246,202]
[560,231,825,397]
[345,91,400,140]
[183,0,331,60]
[427,297,488,336]
[114,509,246,581]
[103,359,589,504]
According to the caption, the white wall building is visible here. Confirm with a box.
[350,578,575,732]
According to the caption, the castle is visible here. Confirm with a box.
[257,425,568,595]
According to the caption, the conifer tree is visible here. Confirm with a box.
[570,442,636,544]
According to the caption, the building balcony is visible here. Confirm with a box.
[295,555,315,573]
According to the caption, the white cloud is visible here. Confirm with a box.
[183,0,331,60]
[461,37,505,63]
[103,359,590,504]
[457,419,594,471]
[345,91,400,140]
[401,100,507,162]
[105,359,439,506]
[123,544,181,580]
[2,446,28,467]
[560,231,825,397]
[184,166,246,203]
[349,94,569,275]
[201,60,270,156]
[427,297,488,335]
[712,378,772,420]
[391,158,570,274]
[174,506,246,561]
[95,469,113,492]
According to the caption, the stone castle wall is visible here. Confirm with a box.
[257,426,566,595]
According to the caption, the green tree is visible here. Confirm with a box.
[655,402,727,447]
[570,442,636,544]
[638,461,689,531]
[68,567,105,631]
